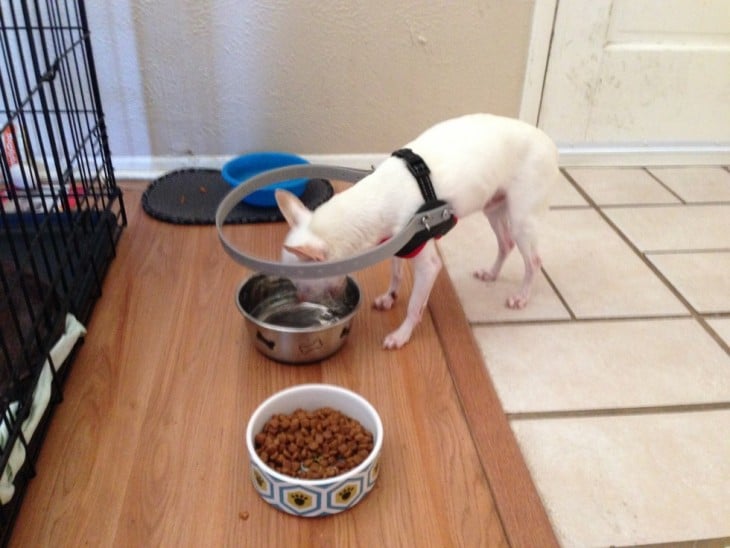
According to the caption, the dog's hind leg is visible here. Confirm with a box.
[474,192,514,282]
[506,214,541,309]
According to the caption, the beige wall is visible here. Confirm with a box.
[88,1,535,159]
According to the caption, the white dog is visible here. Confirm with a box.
[275,113,559,349]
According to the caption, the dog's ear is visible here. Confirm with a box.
[275,189,311,228]
[284,243,327,262]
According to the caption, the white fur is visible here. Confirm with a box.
[276,113,559,349]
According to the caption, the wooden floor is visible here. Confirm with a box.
[10,182,556,547]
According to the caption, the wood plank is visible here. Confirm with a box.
[9,183,513,547]
[429,271,559,548]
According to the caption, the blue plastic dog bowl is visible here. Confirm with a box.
[221,152,309,207]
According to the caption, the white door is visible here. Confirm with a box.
[534,0,730,155]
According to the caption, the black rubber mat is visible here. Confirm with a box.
[141,168,334,225]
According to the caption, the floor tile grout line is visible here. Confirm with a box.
[599,201,730,209]
[469,314,694,329]
[548,203,730,213]
[702,312,730,320]
[646,248,730,255]
[539,267,576,320]
[626,535,730,548]
[507,401,730,421]
[643,166,687,204]
[549,204,592,211]
[560,168,730,356]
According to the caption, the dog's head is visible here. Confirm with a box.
[275,189,347,302]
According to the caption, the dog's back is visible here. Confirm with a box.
[405,113,559,219]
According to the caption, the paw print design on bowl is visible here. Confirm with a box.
[277,484,322,516]
[335,484,359,504]
[335,483,359,505]
[251,466,273,499]
[286,490,314,511]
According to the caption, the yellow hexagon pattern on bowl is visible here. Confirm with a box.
[334,482,360,505]
[286,490,316,510]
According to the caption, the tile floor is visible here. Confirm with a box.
[437,166,730,548]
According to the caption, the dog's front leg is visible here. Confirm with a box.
[383,242,442,349]
[373,257,404,310]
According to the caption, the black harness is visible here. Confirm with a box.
[391,148,457,258]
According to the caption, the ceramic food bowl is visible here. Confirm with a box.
[236,274,360,364]
[246,383,383,516]
[221,151,309,207]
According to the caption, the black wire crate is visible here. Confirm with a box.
[0,0,125,540]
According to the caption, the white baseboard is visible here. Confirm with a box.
[558,144,730,167]
[111,154,387,180]
[112,146,729,180]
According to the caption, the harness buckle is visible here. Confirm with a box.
[395,200,457,258]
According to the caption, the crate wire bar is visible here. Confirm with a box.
[0,0,125,541]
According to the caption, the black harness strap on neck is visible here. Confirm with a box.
[391,148,457,258]
[391,148,437,202]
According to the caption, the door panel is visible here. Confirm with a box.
[539,0,730,145]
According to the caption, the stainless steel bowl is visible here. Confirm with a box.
[236,274,360,363]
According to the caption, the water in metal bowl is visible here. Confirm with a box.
[236,274,360,363]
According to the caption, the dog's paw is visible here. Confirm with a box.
[506,294,529,309]
[474,269,498,282]
[373,291,396,311]
[383,329,410,350]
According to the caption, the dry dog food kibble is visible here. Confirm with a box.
[254,407,374,479]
